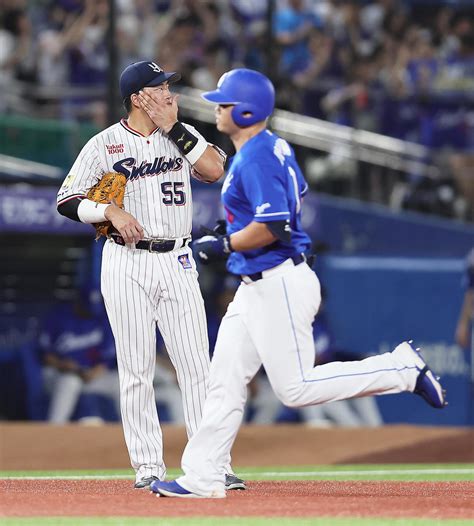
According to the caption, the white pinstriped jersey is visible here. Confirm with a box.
[57,119,206,239]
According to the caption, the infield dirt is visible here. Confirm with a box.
[1,479,474,519]
[1,423,473,470]
[1,424,473,520]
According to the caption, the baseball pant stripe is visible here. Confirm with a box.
[180,301,261,494]
[155,249,209,437]
[102,243,164,478]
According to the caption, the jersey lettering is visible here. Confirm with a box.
[273,138,291,165]
[58,120,207,238]
[113,156,184,180]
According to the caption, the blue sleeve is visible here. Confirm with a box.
[240,162,290,223]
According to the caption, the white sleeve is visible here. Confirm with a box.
[57,136,104,205]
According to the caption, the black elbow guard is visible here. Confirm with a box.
[57,198,82,222]
[265,220,292,243]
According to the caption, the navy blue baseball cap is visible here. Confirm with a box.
[119,61,181,99]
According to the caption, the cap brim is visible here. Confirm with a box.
[147,71,181,88]
[201,90,237,104]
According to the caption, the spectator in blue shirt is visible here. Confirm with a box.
[274,0,322,76]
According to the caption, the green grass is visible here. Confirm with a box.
[1,464,473,481]
[2,465,472,526]
[0,518,472,526]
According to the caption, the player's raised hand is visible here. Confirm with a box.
[138,88,178,132]
[105,202,144,244]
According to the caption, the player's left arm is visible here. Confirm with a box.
[166,120,224,182]
[138,90,224,182]
[229,160,290,251]
[191,143,226,183]
[193,161,290,261]
[228,221,277,251]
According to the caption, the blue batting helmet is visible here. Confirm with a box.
[202,69,275,127]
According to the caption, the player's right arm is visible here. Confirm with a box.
[57,137,143,243]
[103,203,144,244]
[57,137,106,221]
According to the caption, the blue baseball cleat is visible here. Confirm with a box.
[395,341,447,409]
[150,479,225,499]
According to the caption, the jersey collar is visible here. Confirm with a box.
[120,118,161,138]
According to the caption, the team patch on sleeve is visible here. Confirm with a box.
[178,253,192,269]
[61,173,76,189]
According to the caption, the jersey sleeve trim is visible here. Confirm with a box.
[254,211,290,222]
[301,183,309,197]
[255,211,290,217]
[57,193,86,206]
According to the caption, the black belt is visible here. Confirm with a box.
[111,233,189,253]
[243,254,306,282]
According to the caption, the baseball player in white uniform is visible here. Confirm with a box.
[57,61,244,490]
[150,69,447,499]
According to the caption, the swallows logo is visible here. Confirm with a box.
[113,156,183,180]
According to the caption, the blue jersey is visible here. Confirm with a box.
[221,130,311,275]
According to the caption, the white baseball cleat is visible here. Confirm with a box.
[150,479,226,498]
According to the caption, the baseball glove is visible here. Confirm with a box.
[86,171,126,239]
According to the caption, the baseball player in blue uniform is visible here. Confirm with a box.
[150,68,447,498]
[40,287,120,423]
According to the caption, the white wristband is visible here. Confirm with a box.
[185,136,208,165]
[77,199,109,223]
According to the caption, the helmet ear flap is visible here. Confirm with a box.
[231,102,260,127]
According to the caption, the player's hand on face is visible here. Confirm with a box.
[105,203,144,244]
[138,87,178,133]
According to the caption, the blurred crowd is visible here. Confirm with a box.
[0,0,473,219]
[0,0,472,130]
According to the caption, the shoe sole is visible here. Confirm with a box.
[134,480,158,489]
[226,482,247,490]
[403,341,447,409]
[155,488,226,499]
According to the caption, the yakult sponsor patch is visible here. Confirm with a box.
[106,144,125,155]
